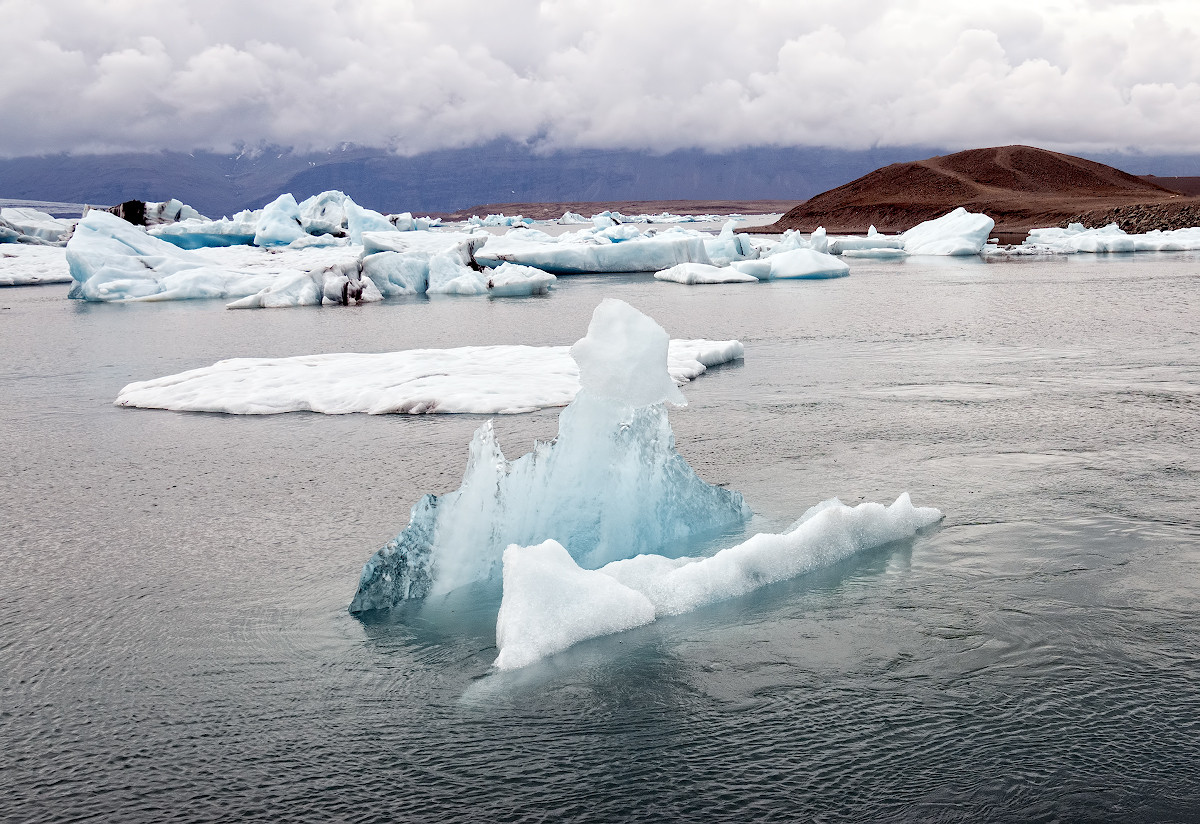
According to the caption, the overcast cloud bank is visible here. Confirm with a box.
[3,0,1200,158]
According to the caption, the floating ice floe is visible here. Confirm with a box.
[900,207,995,255]
[115,337,743,415]
[143,199,204,225]
[150,190,432,250]
[469,214,534,227]
[988,222,1200,255]
[475,230,715,274]
[65,213,541,305]
[1,207,76,244]
[348,300,752,611]
[495,494,943,669]
[0,246,73,286]
[66,210,367,303]
[732,248,849,279]
[828,226,906,256]
[654,262,758,284]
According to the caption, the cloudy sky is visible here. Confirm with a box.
[3,0,1199,158]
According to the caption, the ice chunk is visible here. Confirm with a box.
[224,271,322,309]
[484,262,556,296]
[427,240,489,295]
[469,214,533,227]
[558,211,591,224]
[901,208,995,255]
[0,246,73,286]
[494,494,943,668]
[252,194,306,247]
[1010,222,1200,254]
[67,211,276,301]
[144,199,204,225]
[227,259,382,309]
[151,216,257,249]
[348,300,751,611]
[474,233,712,274]
[703,219,758,266]
[827,230,905,255]
[360,250,430,296]
[115,337,743,415]
[841,247,907,259]
[494,540,657,670]
[808,227,829,254]
[654,262,758,284]
[736,248,849,280]
[0,207,76,243]
[67,210,361,303]
[345,200,395,243]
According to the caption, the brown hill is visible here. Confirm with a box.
[759,146,1200,235]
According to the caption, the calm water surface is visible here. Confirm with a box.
[2,254,1198,822]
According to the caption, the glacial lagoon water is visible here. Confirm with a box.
[2,253,1198,822]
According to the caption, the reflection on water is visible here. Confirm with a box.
[2,253,1199,821]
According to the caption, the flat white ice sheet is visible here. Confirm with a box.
[115,338,744,415]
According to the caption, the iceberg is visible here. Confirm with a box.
[702,220,759,266]
[495,494,943,669]
[66,210,368,304]
[654,262,758,284]
[150,190,423,250]
[252,194,308,247]
[1,207,76,244]
[225,259,383,309]
[144,199,204,225]
[733,248,849,280]
[474,232,712,274]
[150,215,258,249]
[999,222,1200,254]
[901,208,995,255]
[348,300,751,611]
[827,226,906,256]
[116,337,743,415]
[483,262,557,296]
[67,211,276,301]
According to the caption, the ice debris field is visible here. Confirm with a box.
[344,299,942,668]
[8,189,1200,297]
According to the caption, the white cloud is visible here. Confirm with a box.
[2,0,1200,156]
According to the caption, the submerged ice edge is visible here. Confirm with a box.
[494,493,944,670]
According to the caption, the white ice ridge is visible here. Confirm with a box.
[64,211,519,304]
[1,207,77,244]
[494,494,943,669]
[985,222,1200,255]
[149,190,441,250]
[348,300,751,611]
[116,338,743,415]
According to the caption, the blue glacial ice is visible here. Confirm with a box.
[348,299,752,611]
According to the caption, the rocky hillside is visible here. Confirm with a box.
[760,146,1200,234]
